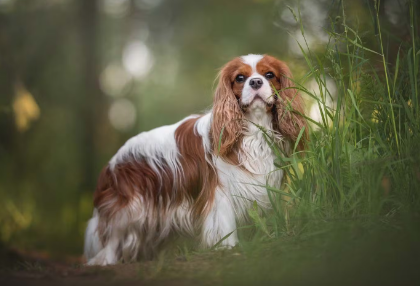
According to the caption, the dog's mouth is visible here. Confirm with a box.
[240,95,275,111]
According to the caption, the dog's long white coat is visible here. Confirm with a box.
[84,55,285,265]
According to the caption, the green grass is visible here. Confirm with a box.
[267,0,420,228]
[208,0,420,284]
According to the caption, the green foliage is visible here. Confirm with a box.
[206,1,420,283]
[225,1,420,280]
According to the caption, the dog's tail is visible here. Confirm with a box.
[84,209,103,262]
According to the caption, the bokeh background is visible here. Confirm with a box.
[0,0,411,258]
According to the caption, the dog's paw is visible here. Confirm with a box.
[214,243,236,251]
[86,249,118,266]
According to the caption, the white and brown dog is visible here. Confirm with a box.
[84,54,307,265]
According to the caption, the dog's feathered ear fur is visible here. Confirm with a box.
[211,59,244,158]
[267,56,308,151]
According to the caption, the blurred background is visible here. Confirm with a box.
[0,0,411,259]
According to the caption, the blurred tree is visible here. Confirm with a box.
[79,0,102,190]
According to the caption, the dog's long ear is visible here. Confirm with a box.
[269,57,308,152]
[211,61,243,158]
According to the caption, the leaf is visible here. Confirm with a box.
[393,46,401,92]
[347,89,364,120]
[211,225,253,250]
[247,201,271,237]
[217,125,225,154]
[293,126,306,153]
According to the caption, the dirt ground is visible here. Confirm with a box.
[0,245,230,286]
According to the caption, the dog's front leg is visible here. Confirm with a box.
[201,189,238,249]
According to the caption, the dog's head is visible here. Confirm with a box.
[211,54,308,157]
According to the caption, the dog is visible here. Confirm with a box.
[84,54,307,265]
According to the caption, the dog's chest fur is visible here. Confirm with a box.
[214,109,284,223]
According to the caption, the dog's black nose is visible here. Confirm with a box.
[249,78,263,90]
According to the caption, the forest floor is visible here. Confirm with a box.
[0,244,238,286]
[1,220,420,286]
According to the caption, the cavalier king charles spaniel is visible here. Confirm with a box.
[84,54,307,265]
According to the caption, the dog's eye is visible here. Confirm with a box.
[235,74,246,83]
[265,72,275,79]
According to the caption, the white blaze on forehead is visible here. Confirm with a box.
[241,54,263,72]
[239,54,273,106]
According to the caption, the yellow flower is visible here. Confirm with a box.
[12,82,40,132]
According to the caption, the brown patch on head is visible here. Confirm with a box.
[211,57,252,159]
[223,58,253,99]
[256,56,283,91]
[257,55,308,151]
